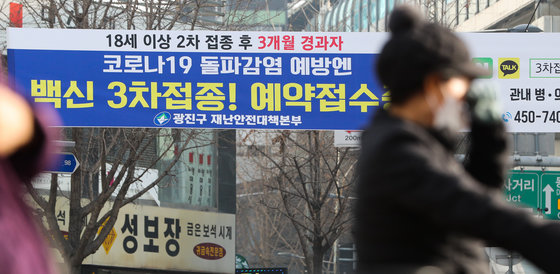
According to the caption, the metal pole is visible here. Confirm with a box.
[353,243,357,271]
[505,250,515,274]
[456,155,560,167]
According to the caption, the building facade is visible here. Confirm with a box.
[302,0,560,32]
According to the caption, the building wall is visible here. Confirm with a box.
[455,0,534,31]
[303,0,560,32]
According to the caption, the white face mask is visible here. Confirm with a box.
[425,89,469,133]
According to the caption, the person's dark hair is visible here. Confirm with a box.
[376,6,486,105]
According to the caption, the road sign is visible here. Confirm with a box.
[334,130,362,147]
[504,170,560,220]
[541,174,560,219]
[46,153,80,174]
[505,171,539,214]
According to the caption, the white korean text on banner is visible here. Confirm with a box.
[8,29,560,132]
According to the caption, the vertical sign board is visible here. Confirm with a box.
[540,174,560,220]
[9,2,22,28]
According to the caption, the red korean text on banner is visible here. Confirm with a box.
[10,2,23,28]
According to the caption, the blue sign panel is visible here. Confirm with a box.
[46,153,79,174]
[7,29,387,130]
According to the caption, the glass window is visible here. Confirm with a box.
[379,0,386,21]
[460,0,470,22]
[371,0,377,29]
[158,129,218,209]
[387,0,395,14]
[344,0,353,31]
[325,9,334,31]
[320,11,328,31]
[468,0,477,18]
[310,16,317,31]
[328,5,336,31]
[336,2,345,31]
[361,0,369,31]
[325,12,332,31]
[340,0,350,31]
[476,0,480,13]
[329,4,336,31]
[439,0,455,26]
[453,0,460,25]
[352,0,361,31]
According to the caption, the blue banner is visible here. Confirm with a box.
[8,29,387,130]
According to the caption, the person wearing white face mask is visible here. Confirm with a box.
[354,6,560,274]
[424,77,470,134]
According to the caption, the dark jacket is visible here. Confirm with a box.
[354,109,560,273]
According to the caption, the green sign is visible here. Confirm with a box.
[236,254,249,269]
[505,171,560,220]
[505,171,539,212]
[472,57,493,78]
[541,173,560,219]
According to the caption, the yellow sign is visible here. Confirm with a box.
[97,218,117,254]
[498,58,520,79]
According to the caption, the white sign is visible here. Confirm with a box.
[101,164,160,206]
[32,173,71,192]
[33,165,160,205]
[31,196,235,273]
[7,28,386,54]
[85,204,235,273]
[460,33,560,133]
[334,130,362,147]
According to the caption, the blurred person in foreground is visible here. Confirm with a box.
[0,83,59,274]
[354,6,560,274]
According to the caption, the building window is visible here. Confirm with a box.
[360,0,369,31]
[157,129,218,209]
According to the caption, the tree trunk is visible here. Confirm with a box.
[312,242,323,274]
[71,263,81,274]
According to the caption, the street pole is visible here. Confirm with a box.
[506,250,515,274]
[506,251,515,274]
[495,250,520,274]
[333,147,340,274]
